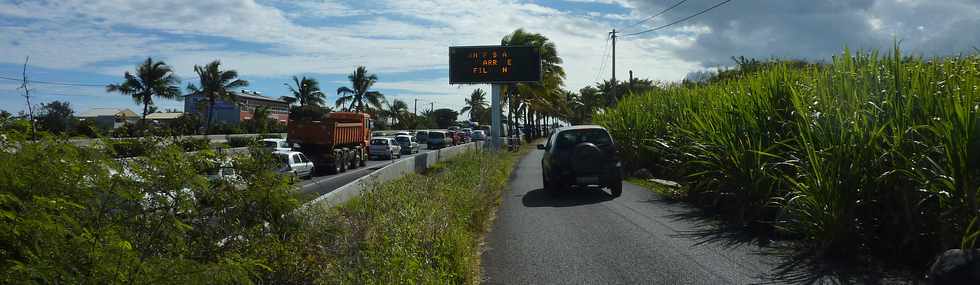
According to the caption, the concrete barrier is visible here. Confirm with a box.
[305,141,484,208]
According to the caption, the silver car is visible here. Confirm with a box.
[369,137,402,160]
[273,150,314,179]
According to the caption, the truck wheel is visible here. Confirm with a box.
[349,151,358,169]
[339,154,348,173]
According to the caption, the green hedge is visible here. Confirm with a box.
[226,136,258,148]
[176,137,211,152]
[106,138,157,158]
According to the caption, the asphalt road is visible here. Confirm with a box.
[481,149,779,284]
[296,144,437,198]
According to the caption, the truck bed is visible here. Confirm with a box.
[288,121,365,147]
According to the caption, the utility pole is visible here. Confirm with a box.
[17,56,36,141]
[609,29,620,106]
[429,102,434,112]
[610,29,617,84]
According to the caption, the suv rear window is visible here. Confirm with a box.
[555,129,612,149]
[371,139,388,145]
[395,136,410,142]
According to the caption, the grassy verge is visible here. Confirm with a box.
[269,148,523,284]
[625,177,684,200]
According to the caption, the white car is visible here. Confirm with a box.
[394,134,420,154]
[273,150,314,179]
[369,137,402,160]
[262,138,291,152]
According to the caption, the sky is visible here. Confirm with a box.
[0,0,978,115]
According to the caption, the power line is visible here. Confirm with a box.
[0,75,106,87]
[624,0,689,30]
[592,35,611,84]
[623,0,733,37]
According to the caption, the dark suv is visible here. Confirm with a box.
[538,125,623,197]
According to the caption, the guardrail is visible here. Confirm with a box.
[304,141,485,208]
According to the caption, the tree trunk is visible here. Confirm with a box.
[206,98,214,134]
[141,100,149,136]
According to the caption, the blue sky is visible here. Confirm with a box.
[1,0,977,115]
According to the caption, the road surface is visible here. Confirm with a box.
[297,144,437,198]
[481,149,780,284]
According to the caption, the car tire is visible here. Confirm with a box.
[609,180,623,197]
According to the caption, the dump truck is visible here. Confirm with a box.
[287,112,372,174]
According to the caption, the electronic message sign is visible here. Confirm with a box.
[449,45,541,84]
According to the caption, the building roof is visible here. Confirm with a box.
[79,108,138,118]
[183,90,287,104]
[145,112,184,120]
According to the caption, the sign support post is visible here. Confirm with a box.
[490,84,502,150]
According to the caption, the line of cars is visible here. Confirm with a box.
[414,127,486,150]
[260,126,488,181]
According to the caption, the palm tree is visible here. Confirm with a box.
[186,60,249,133]
[502,29,566,137]
[279,96,297,105]
[336,66,385,113]
[460,89,489,123]
[285,76,325,107]
[383,99,410,126]
[106,57,181,130]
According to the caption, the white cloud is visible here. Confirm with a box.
[3,0,975,115]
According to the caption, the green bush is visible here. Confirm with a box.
[106,138,158,158]
[0,137,299,284]
[176,137,211,152]
[259,134,282,139]
[226,136,258,148]
[596,47,980,267]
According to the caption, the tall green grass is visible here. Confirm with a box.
[596,48,980,267]
[272,149,522,284]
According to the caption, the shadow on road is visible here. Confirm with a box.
[522,187,613,208]
[641,198,916,284]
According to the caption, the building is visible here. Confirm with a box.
[78,108,138,130]
[183,90,289,125]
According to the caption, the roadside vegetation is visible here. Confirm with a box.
[596,47,980,271]
[0,136,297,284]
[0,132,518,284]
[280,149,521,284]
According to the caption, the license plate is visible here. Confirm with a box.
[576,176,599,184]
